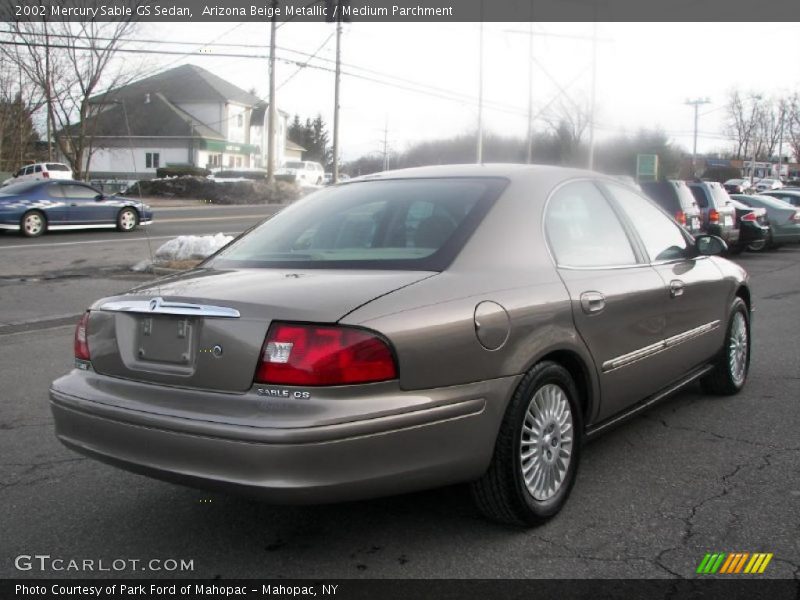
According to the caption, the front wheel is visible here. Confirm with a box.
[701,297,750,395]
[116,207,138,232]
[471,361,582,526]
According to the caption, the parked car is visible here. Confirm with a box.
[759,189,800,208]
[723,178,754,195]
[0,179,153,237]
[50,165,751,526]
[754,178,783,192]
[732,193,800,248]
[640,180,703,236]
[2,162,73,186]
[275,161,325,185]
[687,181,740,248]
[728,198,770,252]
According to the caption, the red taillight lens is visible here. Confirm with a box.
[792,211,800,223]
[675,210,687,225]
[74,312,90,361]
[709,209,720,224]
[740,211,757,222]
[255,323,397,386]
[43,171,49,179]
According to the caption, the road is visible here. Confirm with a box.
[0,241,799,580]
[0,203,284,279]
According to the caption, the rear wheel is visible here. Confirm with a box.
[471,361,582,526]
[116,207,138,232]
[701,297,749,395]
[21,210,46,237]
[746,239,766,252]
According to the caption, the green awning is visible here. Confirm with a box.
[200,139,260,154]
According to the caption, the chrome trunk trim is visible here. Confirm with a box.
[98,297,240,318]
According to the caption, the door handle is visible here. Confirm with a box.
[669,280,685,298]
[70,203,78,206]
[580,291,606,314]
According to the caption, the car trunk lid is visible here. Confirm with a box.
[87,268,434,392]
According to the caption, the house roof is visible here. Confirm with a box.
[285,140,306,152]
[250,101,290,125]
[82,92,224,139]
[92,64,262,107]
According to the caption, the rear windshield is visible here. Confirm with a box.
[46,163,71,171]
[0,181,43,195]
[209,178,506,270]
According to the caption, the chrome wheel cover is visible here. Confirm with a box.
[23,213,43,236]
[728,311,748,386]
[520,383,574,501]
[119,210,136,230]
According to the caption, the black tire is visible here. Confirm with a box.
[116,207,138,232]
[746,239,767,252]
[700,297,750,396]
[471,361,583,526]
[20,210,46,237]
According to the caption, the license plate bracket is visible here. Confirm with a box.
[137,316,194,364]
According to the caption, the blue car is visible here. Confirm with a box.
[0,180,153,237]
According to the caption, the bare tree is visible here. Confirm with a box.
[0,55,45,172]
[2,17,138,179]
[542,97,590,166]
[724,89,762,160]
[785,93,800,164]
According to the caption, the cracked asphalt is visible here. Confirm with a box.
[1,247,798,580]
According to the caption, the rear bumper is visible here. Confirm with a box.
[50,372,514,503]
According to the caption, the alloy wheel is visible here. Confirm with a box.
[728,311,748,386]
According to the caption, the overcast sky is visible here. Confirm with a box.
[131,21,800,161]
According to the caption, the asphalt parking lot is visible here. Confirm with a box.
[0,240,798,580]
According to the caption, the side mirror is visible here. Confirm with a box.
[95,193,106,201]
[694,234,728,256]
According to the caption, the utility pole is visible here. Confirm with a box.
[44,22,52,161]
[332,14,342,182]
[526,18,533,164]
[476,17,484,164]
[382,116,389,171]
[587,19,597,170]
[777,101,785,180]
[685,97,710,177]
[749,94,762,184]
[266,0,278,182]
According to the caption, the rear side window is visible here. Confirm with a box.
[640,181,679,212]
[210,178,505,270]
[606,183,690,262]
[34,165,42,173]
[545,181,637,268]
[690,186,709,208]
[46,163,71,171]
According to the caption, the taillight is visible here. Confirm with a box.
[792,210,800,223]
[709,209,720,224]
[43,171,49,179]
[255,323,397,386]
[740,212,757,222]
[675,210,686,225]
[74,312,90,361]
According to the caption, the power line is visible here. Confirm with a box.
[277,32,334,91]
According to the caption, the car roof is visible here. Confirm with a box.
[347,163,602,184]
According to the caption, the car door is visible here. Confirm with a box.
[40,182,70,225]
[545,180,674,422]
[602,182,728,376]
[61,183,117,225]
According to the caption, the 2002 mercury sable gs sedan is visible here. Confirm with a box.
[50,164,752,525]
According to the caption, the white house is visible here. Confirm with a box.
[76,64,301,179]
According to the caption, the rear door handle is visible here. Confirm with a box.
[580,291,606,314]
[669,280,685,298]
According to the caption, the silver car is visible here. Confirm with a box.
[50,165,751,525]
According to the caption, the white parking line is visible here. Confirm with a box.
[0,232,242,250]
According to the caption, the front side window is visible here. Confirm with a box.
[209,178,505,270]
[545,180,637,268]
[605,183,690,262]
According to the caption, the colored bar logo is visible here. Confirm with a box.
[696,552,773,574]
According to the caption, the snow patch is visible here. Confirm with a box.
[154,233,234,262]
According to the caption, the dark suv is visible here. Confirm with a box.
[640,180,703,236]
[688,181,740,247]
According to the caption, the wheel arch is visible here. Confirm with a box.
[530,348,596,428]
